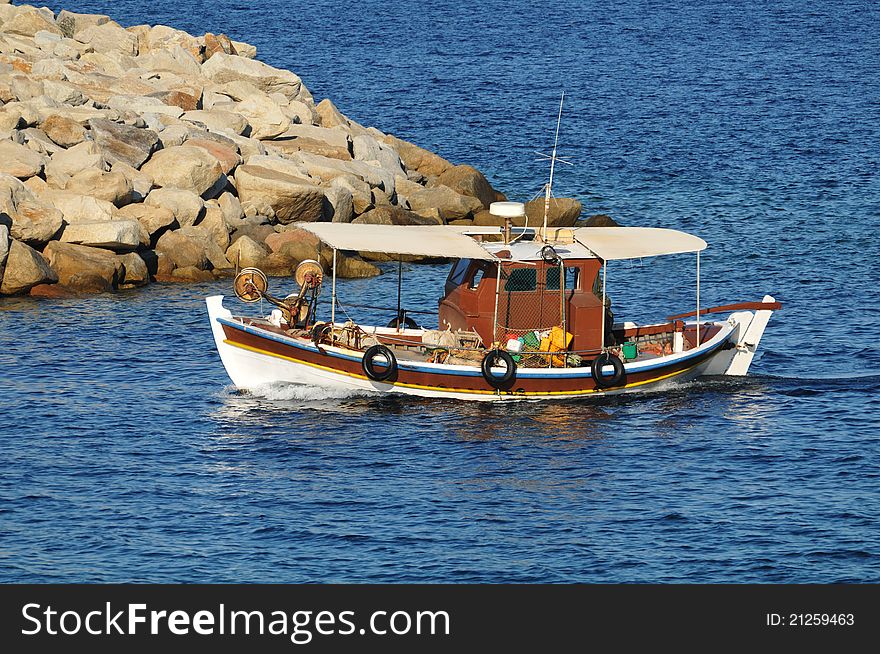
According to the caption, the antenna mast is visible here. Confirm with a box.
[541,92,567,241]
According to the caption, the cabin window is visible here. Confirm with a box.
[504,268,537,292]
[448,259,470,286]
[546,266,580,290]
[469,266,486,289]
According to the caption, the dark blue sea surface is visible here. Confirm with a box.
[2,0,879,582]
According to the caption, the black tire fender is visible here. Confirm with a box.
[481,349,517,389]
[362,344,398,382]
[591,352,626,388]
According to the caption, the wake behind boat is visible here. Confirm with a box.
[206,208,780,401]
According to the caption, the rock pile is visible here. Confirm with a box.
[0,3,583,297]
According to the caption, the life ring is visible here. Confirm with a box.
[386,315,420,330]
[362,344,398,382]
[590,352,626,388]
[481,349,517,389]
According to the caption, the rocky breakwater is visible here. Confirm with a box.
[0,3,585,298]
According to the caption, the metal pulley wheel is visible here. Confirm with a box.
[233,267,268,303]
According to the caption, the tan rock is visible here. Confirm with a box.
[330,175,372,215]
[39,190,117,224]
[315,98,348,128]
[324,185,353,223]
[225,234,268,269]
[524,197,582,228]
[144,187,204,228]
[353,205,443,226]
[41,114,86,147]
[230,40,257,59]
[155,229,208,270]
[194,204,230,251]
[169,266,214,282]
[9,75,44,101]
[201,54,306,102]
[64,169,133,207]
[217,191,243,225]
[8,200,64,246]
[3,8,62,38]
[55,10,111,38]
[234,165,324,224]
[181,109,249,135]
[110,161,153,202]
[235,93,290,140]
[140,145,224,196]
[406,184,482,222]
[43,140,104,187]
[336,254,381,278]
[204,33,237,59]
[75,22,138,56]
[0,224,8,282]
[186,138,240,175]
[119,251,149,286]
[116,202,175,242]
[59,220,142,251]
[88,118,159,169]
[0,140,46,178]
[435,165,499,209]
[1,239,58,295]
[43,241,123,292]
[381,133,452,177]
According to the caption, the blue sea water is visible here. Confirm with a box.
[1,0,879,582]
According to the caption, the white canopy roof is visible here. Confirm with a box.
[571,227,707,260]
[295,224,706,263]
[295,223,498,261]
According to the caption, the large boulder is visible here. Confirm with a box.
[8,200,64,246]
[0,140,46,179]
[55,10,110,38]
[140,145,224,196]
[315,98,348,128]
[201,53,306,102]
[0,225,8,282]
[435,165,500,209]
[110,162,153,202]
[155,229,208,270]
[144,187,204,228]
[3,8,62,38]
[380,134,452,177]
[119,252,149,286]
[115,203,176,243]
[324,185,353,223]
[88,118,159,169]
[406,185,482,222]
[181,109,249,135]
[43,241,124,292]
[581,213,621,227]
[41,114,87,147]
[234,93,290,140]
[226,234,268,268]
[43,140,104,187]
[75,22,139,56]
[524,197,582,228]
[59,220,143,251]
[185,139,241,175]
[0,174,64,246]
[40,190,117,224]
[353,205,442,226]
[1,239,58,295]
[233,165,324,223]
[64,169,133,207]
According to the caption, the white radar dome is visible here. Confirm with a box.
[489,201,526,218]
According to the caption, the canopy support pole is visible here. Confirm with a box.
[492,261,502,346]
[600,259,608,351]
[396,257,403,329]
[330,247,337,343]
[696,251,701,347]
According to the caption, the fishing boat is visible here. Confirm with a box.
[206,205,780,401]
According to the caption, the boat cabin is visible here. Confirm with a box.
[439,253,608,354]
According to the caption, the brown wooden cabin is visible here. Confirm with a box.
[438,257,608,354]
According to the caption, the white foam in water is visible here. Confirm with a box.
[246,382,370,402]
